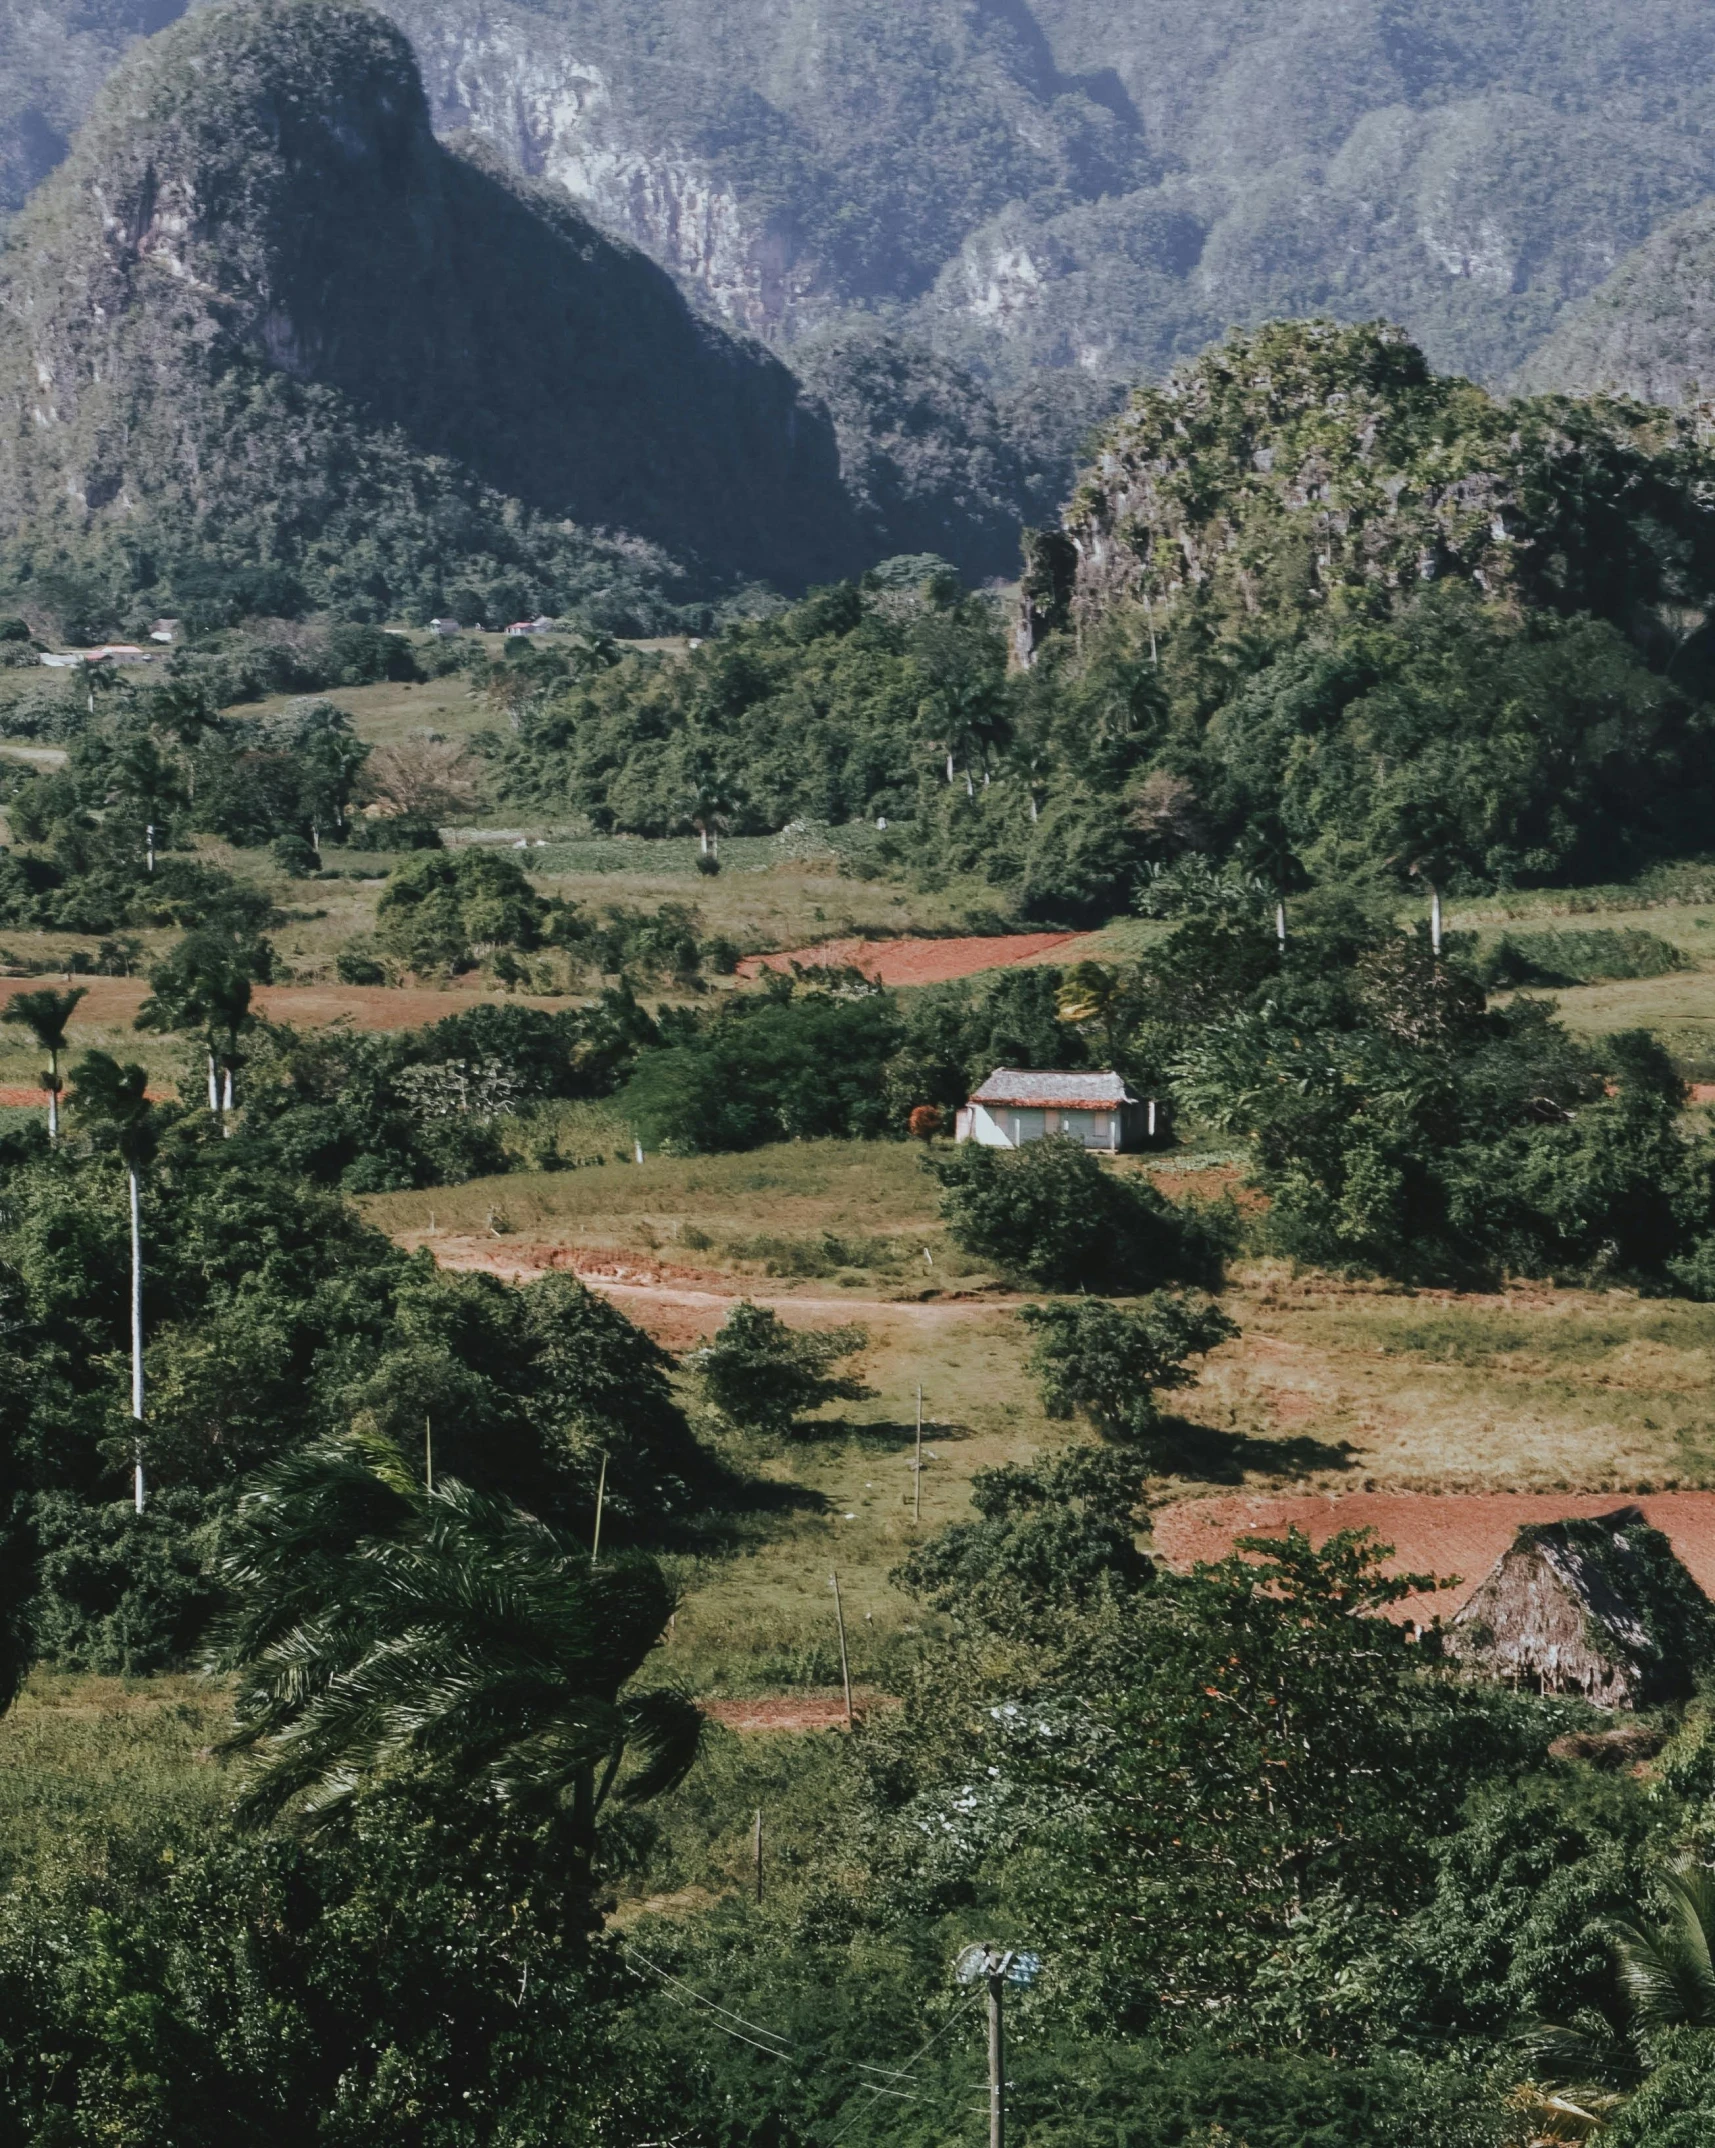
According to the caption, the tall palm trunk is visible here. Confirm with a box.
[130,1164,145,1514]
[207,1049,219,1114]
[46,1049,58,1141]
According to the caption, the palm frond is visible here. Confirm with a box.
[215,1438,695,1842]
[615,1689,706,1806]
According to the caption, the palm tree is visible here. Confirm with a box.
[1055,960,1142,1070]
[1515,1860,1715,2135]
[107,731,187,874]
[677,763,740,858]
[1,986,86,1139]
[210,1438,703,1902]
[136,931,266,1126]
[70,1052,158,1513]
[1605,1861,1715,2034]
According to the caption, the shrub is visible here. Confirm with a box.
[375,850,546,975]
[335,936,390,986]
[689,1300,872,1437]
[1020,1292,1238,1442]
[1482,928,1690,988]
[930,1135,1222,1290]
[30,1488,224,1673]
[270,831,320,877]
[624,991,902,1152]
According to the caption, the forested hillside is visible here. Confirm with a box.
[12,0,1715,402]
[0,0,870,637]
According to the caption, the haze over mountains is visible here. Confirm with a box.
[6,0,1715,635]
[11,0,1715,398]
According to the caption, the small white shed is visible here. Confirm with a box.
[954,1069,1158,1153]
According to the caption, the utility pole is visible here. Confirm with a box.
[913,1384,923,1525]
[986,1951,1010,2148]
[591,1451,609,1566]
[830,1569,854,1729]
[424,1414,433,1495]
[130,1162,144,1515]
[753,1807,764,1904]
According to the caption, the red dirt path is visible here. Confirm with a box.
[0,975,577,1032]
[1152,1490,1715,1626]
[702,1696,867,1733]
[736,932,1093,987]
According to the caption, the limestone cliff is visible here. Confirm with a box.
[1031,320,1715,661]
[1516,203,1715,408]
[0,0,865,612]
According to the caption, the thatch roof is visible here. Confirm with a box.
[1445,1506,1715,1707]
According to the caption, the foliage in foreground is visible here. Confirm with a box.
[930,1132,1228,1290]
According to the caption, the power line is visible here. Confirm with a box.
[826,1994,983,2145]
[624,1943,987,2140]
[623,1946,794,2057]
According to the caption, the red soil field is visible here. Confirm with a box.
[0,974,577,1033]
[736,932,1094,987]
[1152,1490,1715,1626]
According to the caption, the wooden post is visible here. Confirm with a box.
[987,1960,1006,2148]
[830,1569,854,1730]
[753,1807,764,1904]
[591,1451,609,1566]
[914,1384,923,1525]
[130,1164,145,1515]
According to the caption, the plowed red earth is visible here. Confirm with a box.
[1152,1490,1715,1625]
[0,975,576,1032]
[737,932,1093,987]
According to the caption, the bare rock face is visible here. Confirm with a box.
[0,0,864,596]
[385,0,834,346]
[1517,202,1715,408]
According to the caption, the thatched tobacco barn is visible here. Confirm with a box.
[1446,1507,1715,1707]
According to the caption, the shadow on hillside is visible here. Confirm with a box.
[797,1415,977,1449]
[1153,1414,1358,1485]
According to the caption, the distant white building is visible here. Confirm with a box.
[429,617,463,637]
[955,1069,1159,1153]
[505,616,555,636]
[39,645,151,667]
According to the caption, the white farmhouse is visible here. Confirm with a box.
[954,1069,1159,1152]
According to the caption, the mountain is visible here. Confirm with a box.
[11,0,1715,402]
[1516,202,1715,405]
[1030,318,1715,660]
[0,0,868,634]
[12,0,1715,401]
[790,325,1124,580]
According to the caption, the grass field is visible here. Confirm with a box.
[0,1672,230,1900]
[18,855,1715,1895]
[354,1137,1715,1694]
